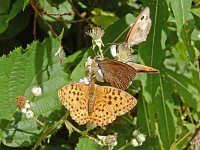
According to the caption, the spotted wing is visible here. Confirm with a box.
[98,59,136,90]
[125,7,151,47]
[89,85,137,126]
[58,83,89,125]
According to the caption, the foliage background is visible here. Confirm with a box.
[0,0,200,149]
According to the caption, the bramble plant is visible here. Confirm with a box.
[0,0,200,150]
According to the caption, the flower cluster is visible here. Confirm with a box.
[84,56,104,83]
[96,133,118,150]
[16,86,44,126]
[131,130,146,147]
[16,96,34,119]
[85,27,106,82]
[16,86,42,119]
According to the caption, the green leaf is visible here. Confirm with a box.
[0,36,68,147]
[170,0,200,94]
[0,14,8,33]
[192,7,200,30]
[75,137,99,150]
[0,0,10,14]
[0,10,31,39]
[166,69,200,111]
[137,1,176,149]
[91,8,119,29]
[23,0,29,10]
[37,0,75,33]
[175,42,187,60]
[7,0,24,22]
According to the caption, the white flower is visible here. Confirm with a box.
[86,27,104,41]
[132,130,140,137]
[131,130,146,147]
[79,77,90,84]
[131,138,139,147]
[25,110,34,119]
[110,45,117,57]
[31,86,42,96]
[86,27,105,49]
[85,56,94,72]
[97,133,118,148]
[136,133,146,143]
[21,101,31,113]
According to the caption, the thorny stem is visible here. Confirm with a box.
[44,12,91,24]
[31,113,98,150]
[29,0,58,37]
[43,10,73,16]
[31,113,68,150]
[67,0,87,21]
[33,12,37,40]
[65,120,97,142]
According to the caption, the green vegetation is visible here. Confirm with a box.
[0,0,200,149]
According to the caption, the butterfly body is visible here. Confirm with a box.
[58,81,137,126]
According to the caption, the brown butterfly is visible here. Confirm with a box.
[95,57,136,90]
[95,7,158,90]
[125,7,152,47]
[116,7,159,72]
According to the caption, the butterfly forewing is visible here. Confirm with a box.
[125,7,151,47]
[97,86,137,115]
[97,59,136,90]
[132,63,159,73]
[58,83,89,125]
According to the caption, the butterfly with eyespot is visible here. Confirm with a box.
[95,7,159,90]
[116,7,159,73]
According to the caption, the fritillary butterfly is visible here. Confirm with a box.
[58,81,137,126]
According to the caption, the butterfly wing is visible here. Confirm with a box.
[125,7,151,47]
[98,59,136,90]
[132,63,159,73]
[58,83,89,125]
[89,85,137,126]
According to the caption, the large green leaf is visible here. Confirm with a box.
[0,35,69,147]
[137,1,176,149]
[170,0,200,93]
